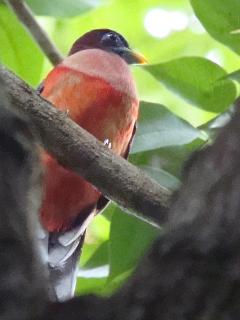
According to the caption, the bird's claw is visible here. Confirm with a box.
[103,138,112,149]
[64,109,70,116]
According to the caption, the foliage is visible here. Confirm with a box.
[0,0,239,296]
[25,0,105,18]
[0,4,43,85]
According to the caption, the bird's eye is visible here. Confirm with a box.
[101,33,119,46]
[108,33,117,41]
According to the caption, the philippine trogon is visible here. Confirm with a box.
[38,29,146,300]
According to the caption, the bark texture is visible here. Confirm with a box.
[0,82,47,320]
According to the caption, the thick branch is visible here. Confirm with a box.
[0,65,171,226]
[5,0,62,65]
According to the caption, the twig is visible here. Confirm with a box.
[0,65,171,226]
[5,0,63,65]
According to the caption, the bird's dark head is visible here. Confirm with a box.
[69,29,146,65]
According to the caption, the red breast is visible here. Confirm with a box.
[40,49,139,232]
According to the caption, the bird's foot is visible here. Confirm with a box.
[103,138,112,149]
[64,109,70,116]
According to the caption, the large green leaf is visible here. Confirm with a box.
[76,277,107,296]
[144,58,237,113]
[109,205,159,280]
[79,212,110,268]
[0,5,43,85]
[76,270,131,296]
[140,165,180,190]
[26,0,104,17]
[80,241,109,269]
[130,138,205,179]
[131,101,203,154]
[190,0,240,55]
[77,204,159,295]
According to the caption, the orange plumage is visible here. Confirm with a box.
[40,49,138,232]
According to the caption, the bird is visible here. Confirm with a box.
[38,29,146,301]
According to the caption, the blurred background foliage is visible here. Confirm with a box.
[0,0,240,296]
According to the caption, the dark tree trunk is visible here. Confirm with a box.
[0,82,47,320]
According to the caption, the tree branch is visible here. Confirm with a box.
[0,64,171,226]
[5,0,63,65]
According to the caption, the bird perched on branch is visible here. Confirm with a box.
[38,29,146,300]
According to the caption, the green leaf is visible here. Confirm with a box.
[198,108,234,142]
[131,101,202,154]
[76,277,107,296]
[144,58,237,113]
[130,138,205,179]
[80,241,109,269]
[26,0,104,17]
[140,165,180,190]
[226,69,240,83]
[0,5,43,85]
[76,270,131,296]
[109,205,159,280]
[79,212,110,268]
[190,0,240,55]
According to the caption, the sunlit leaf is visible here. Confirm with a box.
[132,101,203,154]
[0,5,43,85]
[144,58,237,113]
[80,241,109,269]
[76,277,107,296]
[190,0,240,55]
[26,0,105,17]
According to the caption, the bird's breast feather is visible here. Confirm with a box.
[61,48,138,100]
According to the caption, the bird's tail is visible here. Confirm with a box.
[37,209,97,301]
[48,233,85,301]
